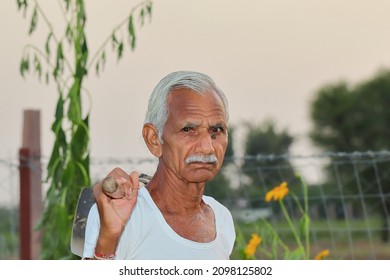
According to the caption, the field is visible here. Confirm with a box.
[231,217,390,260]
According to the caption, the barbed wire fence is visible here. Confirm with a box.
[0,158,20,259]
[1,151,390,259]
[227,150,390,259]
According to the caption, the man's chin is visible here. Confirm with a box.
[185,169,218,184]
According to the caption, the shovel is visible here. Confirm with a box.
[70,173,151,257]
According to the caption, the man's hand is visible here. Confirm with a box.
[92,168,140,257]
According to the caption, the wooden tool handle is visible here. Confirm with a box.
[101,176,125,199]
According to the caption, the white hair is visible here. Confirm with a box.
[144,70,229,142]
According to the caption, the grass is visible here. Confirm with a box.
[232,216,390,260]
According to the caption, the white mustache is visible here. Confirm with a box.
[185,154,218,164]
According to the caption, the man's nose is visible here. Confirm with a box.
[195,132,215,154]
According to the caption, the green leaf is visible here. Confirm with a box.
[111,33,119,48]
[128,15,136,50]
[112,33,123,59]
[51,93,67,154]
[45,32,53,56]
[19,56,29,77]
[16,0,28,10]
[95,60,100,75]
[47,94,67,182]
[53,92,64,124]
[46,147,62,181]
[53,42,64,79]
[16,0,28,16]
[101,50,106,65]
[146,2,153,16]
[99,50,106,72]
[29,6,38,35]
[75,47,88,77]
[62,161,75,193]
[67,81,82,123]
[46,126,67,183]
[117,41,124,59]
[75,161,90,187]
[76,0,86,26]
[70,116,89,159]
[146,2,153,18]
[95,51,105,76]
[33,54,42,79]
[299,214,310,237]
[60,186,68,206]
[65,24,73,44]
[62,0,70,11]
[139,8,145,26]
[271,234,279,259]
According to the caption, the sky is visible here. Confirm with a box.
[1,0,390,175]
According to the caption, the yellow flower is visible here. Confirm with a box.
[314,249,330,260]
[265,181,289,202]
[244,233,262,259]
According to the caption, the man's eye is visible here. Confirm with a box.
[182,127,193,132]
[211,127,224,133]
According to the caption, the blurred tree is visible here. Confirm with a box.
[240,120,298,211]
[16,0,153,258]
[309,68,390,242]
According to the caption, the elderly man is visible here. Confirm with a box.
[83,70,236,259]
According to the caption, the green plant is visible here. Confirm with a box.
[235,176,330,260]
[16,0,152,259]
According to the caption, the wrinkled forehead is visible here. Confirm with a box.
[167,89,227,119]
[171,87,225,107]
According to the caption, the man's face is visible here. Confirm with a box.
[160,89,228,183]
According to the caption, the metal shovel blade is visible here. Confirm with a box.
[70,187,95,257]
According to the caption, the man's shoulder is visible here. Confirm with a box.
[203,195,231,215]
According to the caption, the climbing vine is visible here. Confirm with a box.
[16,0,152,259]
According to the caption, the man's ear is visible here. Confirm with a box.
[142,123,162,157]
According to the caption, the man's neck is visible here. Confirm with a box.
[146,169,207,216]
[146,168,216,243]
